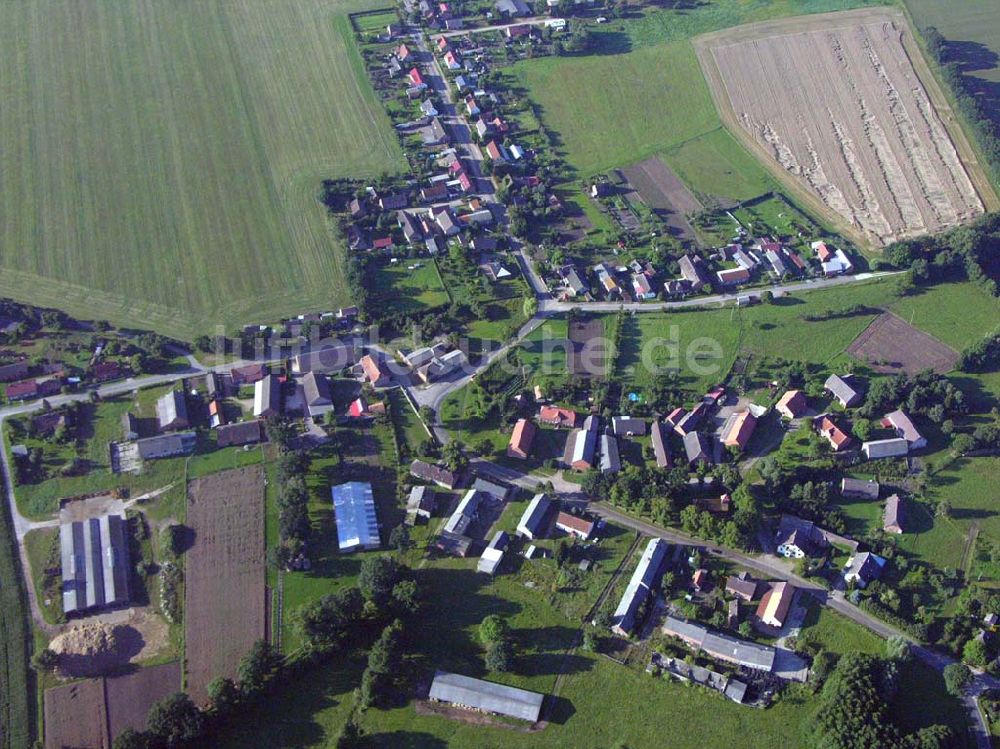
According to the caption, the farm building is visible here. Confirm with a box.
[403,343,448,369]
[611,538,669,635]
[862,438,909,460]
[679,255,710,291]
[683,431,712,465]
[472,477,510,501]
[824,374,862,408]
[650,419,671,468]
[60,513,130,616]
[612,417,646,437]
[538,405,578,429]
[564,415,599,470]
[302,372,333,418]
[360,355,392,387]
[0,360,29,382]
[231,362,267,385]
[599,433,620,474]
[331,482,380,552]
[517,494,552,539]
[254,374,281,418]
[445,490,484,536]
[135,432,196,460]
[156,390,189,432]
[429,671,544,722]
[555,511,594,540]
[216,420,264,448]
[673,403,707,436]
[507,418,536,459]
[477,531,509,575]
[417,349,467,383]
[406,486,436,525]
[841,478,879,500]
[884,494,905,534]
[776,390,807,419]
[291,345,357,374]
[725,572,759,602]
[410,459,460,489]
[661,616,776,672]
[722,410,757,450]
[882,410,927,450]
[756,582,795,629]
[716,267,750,286]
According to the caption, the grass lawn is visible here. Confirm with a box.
[662,128,775,204]
[888,281,1000,352]
[0,0,405,339]
[388,388,432,455]
[799,601,883,656]
[370,261,450,315]
[518,317,570,386]
[24,526,61,626]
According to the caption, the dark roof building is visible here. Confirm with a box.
[410,459,460,489]
[650,419,672,468]
[612,538,669,635]
[135,432,196,460]
[156,390,189,432]
[841,477,880,500]
[302,372,333,417]
[217,420,265,448]
[683,431,712,465]
[612,417,646,437]
[60,514,130,616]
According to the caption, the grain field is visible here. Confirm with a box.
[697,9,989,247]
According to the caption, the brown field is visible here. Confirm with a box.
[847,312,959,374]
[105,661,182,741]
[696,8,995,247]
[44,679,108,749]
[184,465,266,705]
[43,661,180,749]
[568,318,609,377]
[622,157,702,243]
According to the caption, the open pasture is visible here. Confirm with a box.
[846,312,960,375]
[0,1,404,339]
[697,8,991,247]
[185,466,266,704]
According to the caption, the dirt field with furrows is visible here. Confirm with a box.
[847,312,959,375]
[698,8,989,246]
[568,318,609,377]
[622,157,702,242]
[105,661,182,741]
[185,465,266,705]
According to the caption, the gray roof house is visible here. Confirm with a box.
[612,417,646,437]
[156,390,189,432]
[612,538,669,635]
[599,433,621,474]
[843,551,886,589]
[683,431,712,465]
[884,494,905,534]
[862,438,909,460]
[824,374,862,408]
[841,477,880,500]
[650,419,671,468]
[679,255,710,291]
[517,494,552,539]
[406,485,436,525]
[302,372,333,418]
[445,490,484,536]
[472,477,510,501]
[477,530,510,575]
[254,374,281,418]
[429,671,544,722]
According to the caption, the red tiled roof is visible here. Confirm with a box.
[538,406,578,428]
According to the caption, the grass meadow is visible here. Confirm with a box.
[0,1,405,339]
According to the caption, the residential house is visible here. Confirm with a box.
[725,572,759,602]
[674,403,707,436]
[156,390,189,432]
[679,255,710,291]
[372,236,394,251]
[398,211,423,244]
[776,390,807,419]
[348,397,370,419]
[444,50,461,70]
[612,417,646,437]
[406,486,436,525]
[410,459,460,489]
[208,399,225,428]
[683,431,712,465]
[397,43,413,62]
[564,415,599,470]
[843,551,886,589]
[599,433,621,474]
[695,494,731,514]
[756,582,795,629]
[815,414,852,451]
[445,490,484,536]
[632,273,655,300]
[379,192,409,211]
[813,241,853,276]
[692,569,708,592]
[418,349,467,383]
[507,418,536,460]
[650,420,672,468]
[716,267,750,286]
[611,539,669,635]
[302,372,333,418]
[435,208,460,236]
[722,410,757,451]
[555,511,594,540]
[495,0,530,16]
[764,247,788,277]
[403,343,448,369]
[862,438,909,460]
[824,374,862,408]
[884,494,905,533]
[517,494,552,539]
[422,182,449,202]
[360,354,392,387]
[882,410,927,450]
[420,99,439,117]
[5,379,38,401]
[538,406,578,429]
[665,407,686,429]
[292,345,357,374]
[0,361,29,382]
[254,375,281,418]
[472,477,510,502]
[92,361,124,382]
[408,68,426,88]
[841,478,880,500]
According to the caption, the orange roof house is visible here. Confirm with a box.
[507,418,536,460]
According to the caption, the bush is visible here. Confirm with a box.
[485,639,514,672]
[479,614,510,644]
[944,662,971,696]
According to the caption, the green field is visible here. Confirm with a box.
[0,0,405,339]
[663,128,776,204]
[889,281,1000,351]
[370,261,450,315]
[0,484,33,748]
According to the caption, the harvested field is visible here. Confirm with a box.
[622,157,702,242]
[568,318,609,378]
[847,312,959,375]
[43,661,181,749]
[185,465,266,705]
[44,679,108,749]
[697,8,991,246]
[105,662,182,741]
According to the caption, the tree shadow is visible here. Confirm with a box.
[368,732,448,748]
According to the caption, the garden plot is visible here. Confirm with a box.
[847,312,959,375]
[184,465,266,705]
[698,8,987,246]
[622,157,702,243]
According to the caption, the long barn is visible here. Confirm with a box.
[60,513,130,616]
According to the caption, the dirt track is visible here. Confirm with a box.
[697,8,989,247]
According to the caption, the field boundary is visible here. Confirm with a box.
[692,7,1000,251]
